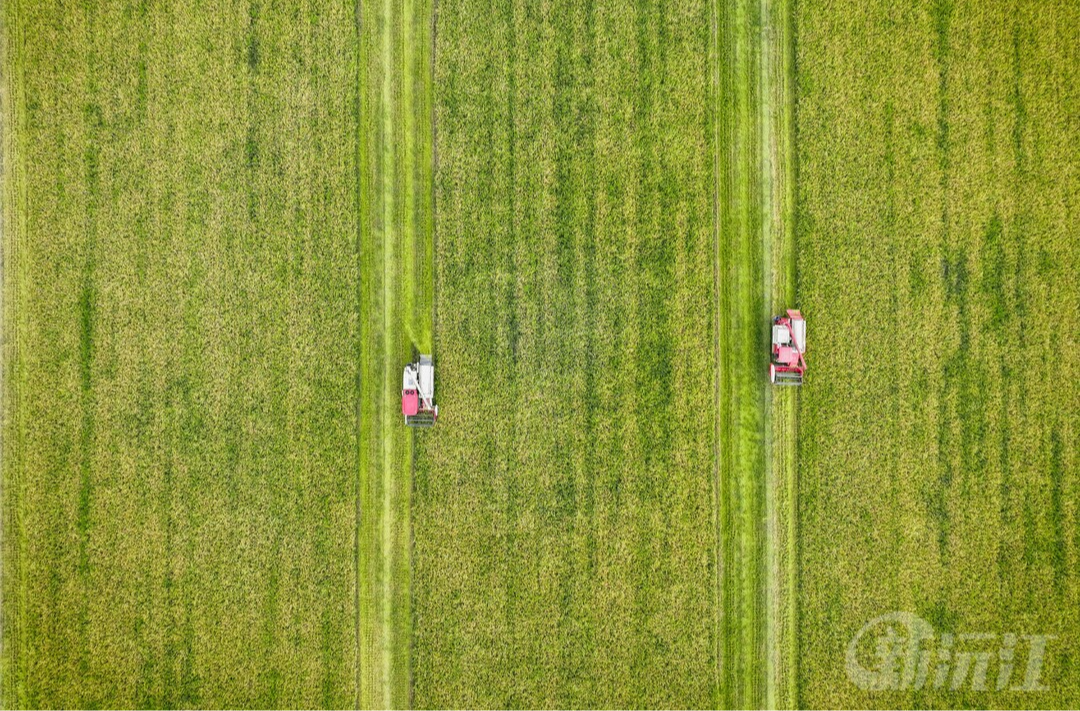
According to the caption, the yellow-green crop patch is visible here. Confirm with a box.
[795,0,1080,706]
[4,0,1076,707]
[412,0,719,706]
[2,0,363,706]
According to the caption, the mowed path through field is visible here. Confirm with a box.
[356,0,434,706]
[714,0,797,705]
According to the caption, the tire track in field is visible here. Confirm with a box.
[379,0,397,702]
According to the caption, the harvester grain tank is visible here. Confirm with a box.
[770,309,807,385]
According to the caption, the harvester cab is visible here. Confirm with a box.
[402,355,438,427]
[770,309,806,386]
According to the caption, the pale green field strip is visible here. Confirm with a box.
[357,0,434,706]
[400,0,435,356]
[3,0,362,706]
[714,0,798,704]
[714,0,765,705]
[759,0,798,706]
[796,0,1079,706]
[760,0,803,704]
[414,0,716,706]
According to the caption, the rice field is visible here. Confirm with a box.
[413,0,719,705]
[2,0,362,706]
[2,0,1077,708]
[795,0,1080,707]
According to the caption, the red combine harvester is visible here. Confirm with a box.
[770,309,806,386]
[402,355,438,427]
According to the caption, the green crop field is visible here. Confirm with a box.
[414,0,718,705]
[1,0,364,707]
[1,0,1077,709]
[795,0,1080,707]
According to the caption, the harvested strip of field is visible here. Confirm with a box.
[796,0,1080,706]
[414,0,717,706]
[714,0,767,702]
[759,0,798,705]
[714,0,798,704]
[356,0,434,706]
[2,1,361,705]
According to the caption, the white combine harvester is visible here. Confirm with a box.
[401,355,438,427]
